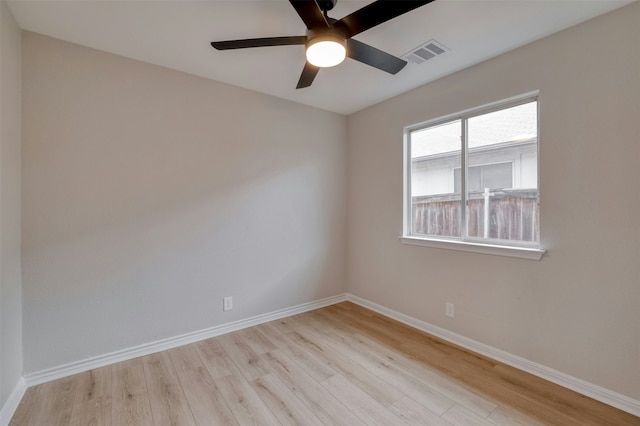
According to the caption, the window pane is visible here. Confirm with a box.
[455,163,511,194]
[467,166,483,193]
[410,120,461,237]
[467,101,538,242]
[481,162,512,190]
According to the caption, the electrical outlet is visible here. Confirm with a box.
[446,302,455,318]
[223,296,233,311]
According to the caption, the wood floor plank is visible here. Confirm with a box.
[168,345,238,425]
[195,337,239,379]
[25,375,78,425]
[9,386,39,426]
[251,373,324,425]
[340,304,595,426]
[487,405,549,426]
[255,322,338,382]
[9,302,639,426]
[323,303,439,350]
[442,403,496,426]
[389,396,453,426]
[268,315,304,334]
[236,327,277,355]
[73,366,112,405]
[143,351,196,426]
[111,358,154,426]
[288,328,405,407]
[294,319,456,415]
[491,362,640,426]
[197,333,286,424]
[217,330,272,382]
[382,345,498,417]
[319,303,454,361]
[306,313,498,417]
[215,372,280,425]
[68,367,112,426]
[325,303,640,426]
[261,349,367,426]
[321,374,407,425]
[437,353,613,426]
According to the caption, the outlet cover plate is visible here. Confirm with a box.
[446,302,455,318]
[223,297,233,311]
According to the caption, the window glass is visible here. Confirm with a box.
[467,102,538,242]
[454,162,512,194]
[410,120,461,237]
[406,97,539,247]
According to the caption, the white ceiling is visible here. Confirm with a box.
[7,0,634,115]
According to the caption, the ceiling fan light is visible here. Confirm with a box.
[306,36,346,68]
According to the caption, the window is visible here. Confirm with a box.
[403,93,543,259]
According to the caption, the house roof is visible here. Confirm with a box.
[411,101,537,158]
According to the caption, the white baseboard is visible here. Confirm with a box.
[347,294,640,417]
[24,293,347,387]
[16,292,640,418]
[0,377,26,426]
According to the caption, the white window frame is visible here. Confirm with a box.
[401,92,545,260]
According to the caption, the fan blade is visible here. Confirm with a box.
[347,39,406,74]
[289,0,329,30]
[296,62,320,89]
[211,36,306,50]
[337,0,434,38]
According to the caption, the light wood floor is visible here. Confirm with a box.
[10,302,640,425]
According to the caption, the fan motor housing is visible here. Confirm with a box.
[306,26,346,42]
[317,0,338,12]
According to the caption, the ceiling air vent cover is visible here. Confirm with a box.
[402,40,448,64]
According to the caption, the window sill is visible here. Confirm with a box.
[399,236,545,260]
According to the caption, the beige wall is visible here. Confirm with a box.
[347,2,640,400]
[0,0,22,408]
[21,33,347,373]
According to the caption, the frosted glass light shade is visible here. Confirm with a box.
[306,37,346,68]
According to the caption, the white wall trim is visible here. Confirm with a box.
[24,293,347,387]
[347,294,640,417]
[14,292,640,418]
[0,377,26,426]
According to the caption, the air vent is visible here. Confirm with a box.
[403,40,449,65]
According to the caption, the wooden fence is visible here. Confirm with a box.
[412,189,538,242]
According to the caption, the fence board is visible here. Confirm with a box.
[412,189,538,243]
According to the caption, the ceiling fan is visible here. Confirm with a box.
[211,0,434,89]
